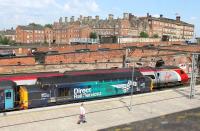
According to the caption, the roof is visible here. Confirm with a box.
[37,70,143,87]
[0,80,16,90]
[24,85,45,93]
[0,29,16,36]
[18,25,44,30]
[144,16,194,27]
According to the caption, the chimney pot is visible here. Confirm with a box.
[176,16,181,22]
[59,17,62,23]
[108,14,114,20]
[95,15,100,21]
[65,17,68,23]
[70,16,75,22]
[123,13,129,19]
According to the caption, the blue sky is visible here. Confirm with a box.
[0,0,199,36]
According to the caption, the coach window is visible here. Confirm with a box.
[6,92,11,99]
[58,88,70,97]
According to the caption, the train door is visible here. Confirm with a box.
[4,89,14,110]
[156,72,161,87]
[0,91,4,110]
[57,87,71,101]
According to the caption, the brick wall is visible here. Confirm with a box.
[45,50,125,64]
[0,57,35,66]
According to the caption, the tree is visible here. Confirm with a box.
[0,36,10,45]
[44,24,53,28]
[29,23,43,28]
[90,32,97,39]
[153,34,159,38]
[140,31,149,38]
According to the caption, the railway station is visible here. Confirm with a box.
[0,3,200,130]
[0,85,200,131]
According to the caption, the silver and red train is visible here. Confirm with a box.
[138,66,189,88]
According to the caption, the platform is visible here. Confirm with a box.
[0,86,200,131]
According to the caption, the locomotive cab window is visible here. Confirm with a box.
[146,75,155,79]
[6,92,11,99]
[157,73,160,77]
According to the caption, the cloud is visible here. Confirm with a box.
[190,17,197,20]
[64,0,99,15]
[0,0,100,29]
[0,0,57,9]
[152,14,160,18]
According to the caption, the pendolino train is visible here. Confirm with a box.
[0,68,152,111]
[138,66,189,88]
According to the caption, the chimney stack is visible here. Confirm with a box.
[176,16,181,22]
[160,14,163,18]
[70,16,75,22]
[79,15,83,21]
[83,17,87,22]
[65,17,68,23]
[59,17,62,24]
[123,13,129,19]
[129,13,134,20]
[95,15,100,21]
[108,14,114,21]
[88,16,92,21]
[147,13,150,17]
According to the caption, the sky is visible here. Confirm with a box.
[0,0,199,36]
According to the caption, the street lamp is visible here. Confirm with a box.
[48,33,51,48]
[129,61,142,111]
[129,62,135,111]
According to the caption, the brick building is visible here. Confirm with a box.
[72,13,147,38]
[141,14,194,40]
[16,24,45,44]
[0,28,16,41]
[15,13,194,44]
[58,12,194,41]
[54,13,148,43]
[44,27,54,44]
[53,20,92,44]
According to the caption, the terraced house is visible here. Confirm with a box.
[15,13,194,44]
[140,14,194,40]
[16,24,45,44]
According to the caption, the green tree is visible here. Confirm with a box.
[90,32,97,39]
[140,31,149,38]
[29,23,43,28]
[153,34,159,38]
[44,24,53,28]
[0,36,10,45]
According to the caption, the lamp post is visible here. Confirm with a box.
[48,33,51,48]
[129,62,135,111]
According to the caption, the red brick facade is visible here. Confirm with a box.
[16,25,45,44]
[143,14,194,39]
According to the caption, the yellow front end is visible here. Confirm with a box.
[19,86,28,109]
[150,79,154,91]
